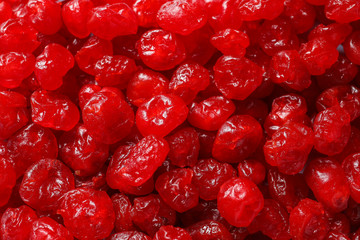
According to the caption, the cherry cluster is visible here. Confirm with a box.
[1,0,360,239]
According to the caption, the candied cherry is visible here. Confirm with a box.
[186,220,233,240]
[82,87,134,144]
[19,159,75,212]
[107,135,169,187]
[212,115,263,163]
[316,55,358,90]
[29,217,73,240]
[58,188,115,240]
[0,18,40,53]
[268,168,309,212]
[169,62,210,104]
[110,232,152,240]
[156,0,207,36]
[6,123,58,177]
[25,0,62,35]
[137,29,186,71]
[0,1,12,24]
[165,127,200,167]
[248,199,291,240]
[329,213,351,235]
[289,199,329,240]
[325,0,360,23]
[264,94,309,137]
[0,157,16,207]
[131,194,176,236]
[154,226,192,240]
[342,153,360,204]
[127,69,169,107]
[197,128,216,159]
[344,31,360,66]
[237,159,266,185]
[93,55,137,87]
[136,94,188,137]
[0,91,28,140]
[264,122,314,175]
[62,0,93,39]
[269,50,311,91]
[111,193,135,232]
[188,96,235,131]
[283,0,316,34]
[133,0,166,27]
[309,23,353,47]
[59,124,109,177]
[237,0,285,21]
[74,166,108,191]
[31,90,80,131]
[213,56,264,100]
[305,157,350,213]
[210,28,249,57]
[218,177,264,227]
[75,36,113,75]
[313,105,351,156]
[192,158,236,200]
[35,43,74,90]
[205,0,242,31]
[1,205,38,240]
[299,37,339,76]
[156,168,199,213]
[0,52,35,89]
[87,3,137,40]
[258,17,299,56]
[316,85,360,121]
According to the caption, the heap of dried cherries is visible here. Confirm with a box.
[2,0,360,239]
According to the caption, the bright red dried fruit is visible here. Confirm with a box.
[344,31,360,66]
[87,3,138,40]
[82,87,134,144]
[0,52,35,89]
[26,0,62,35]
[136,94,188,137]
[156,168,199,213]
[186,220,233,240]
[188,96,235,131]
[212,115,263,163]
[325,0,360,23]
[6,123,58,177]
[133,0,166,27]
[305,158,350,213]
[342,153,360,204]
[1,205,38,240]
[19,159,75,212]
[218,177,264,227]
[308,23,353,47]
[210,28,249,57]
[111,193,135,232]
[59,124,109,177]
[192,158,236,200]
[107,135,169,187]
[131,194,176,236]
[127,69,169,107]
[169,62,210,104]
[62,0,93,38]
[75,36,113,75]
[34,43,74,90]
[31,90,80,131]
[110,231,152,240]
[237,159,266,185]
[0,91,28,140]
[283,0,316,34]
[165,127,200,167]
[154,226,192,240]
[137,29,186,71]
[213,56,264,100]
[58,188,115,240]
[29,217,73,240]
[264,122,314,175]
[289,199,329,240]
[0,157,16,207]
[313,105,351,156]
[248,199,291,240]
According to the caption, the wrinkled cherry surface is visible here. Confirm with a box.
[2,1,360,239]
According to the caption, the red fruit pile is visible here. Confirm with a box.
[2,0,360,239]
